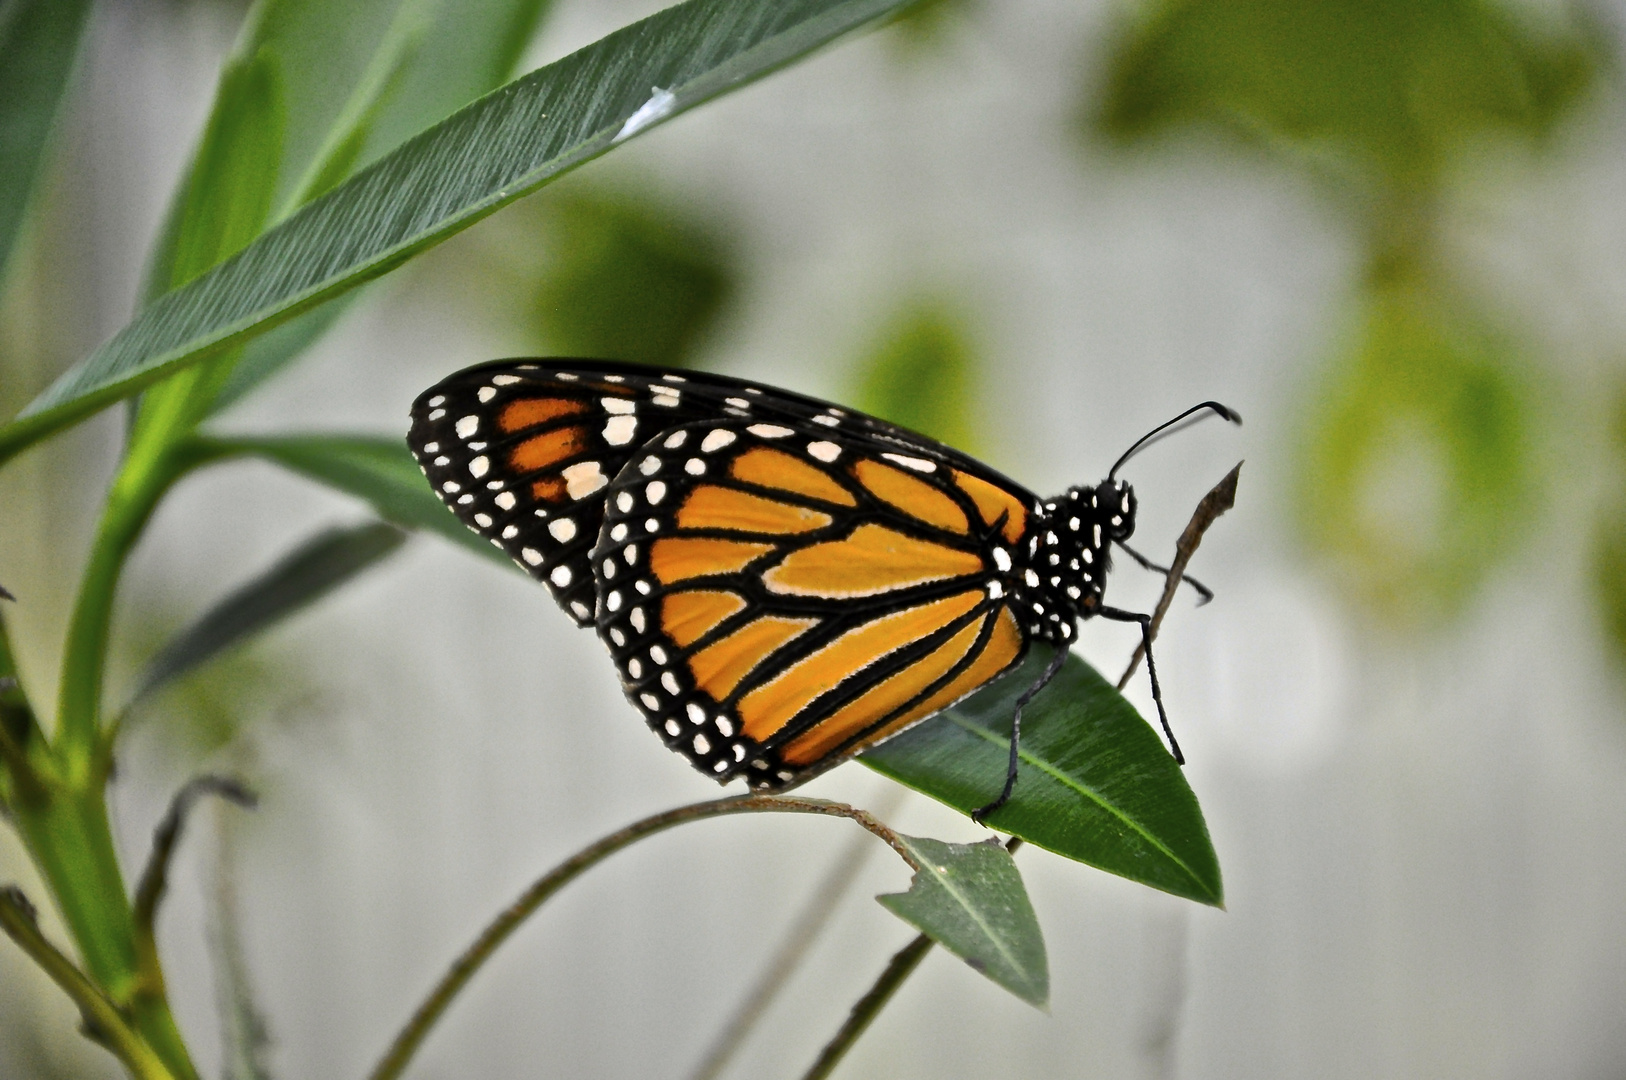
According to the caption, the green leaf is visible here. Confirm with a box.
[531,189,734,368]
[208,295,352,416]
[852,299,980,454]
[206,434,514,569]
[876,834,1048,1007]
[131,522,407,705]
[862,647,1223,906]
[157,48,286,294]
[363,0,559,165]
[0,0,93,286]
[279,0,430,213]
[131,43,285,447]
[0,0,921,465]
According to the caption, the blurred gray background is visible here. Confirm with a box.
[4,0,1626,1077]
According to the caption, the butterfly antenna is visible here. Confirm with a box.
[1108,402,1241,482]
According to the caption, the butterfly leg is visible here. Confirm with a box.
[1098,606,1184,765]
[1114,541,1213,605]
[971,645,1069,824]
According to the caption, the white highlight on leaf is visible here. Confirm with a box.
[615,86,677,142]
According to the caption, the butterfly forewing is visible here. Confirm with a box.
[408,362,718,623]
[589,419,1036,788]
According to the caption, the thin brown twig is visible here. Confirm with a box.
[1118,463,1242,691]
[367,794,917,1080]
[131,776,257,1006]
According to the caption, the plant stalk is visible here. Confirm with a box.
[0,887,179,1080]
[368,795,913,1080]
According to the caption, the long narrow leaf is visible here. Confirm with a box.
[132,522,406,704]
[208,434,515,569]
[0,0,920,464]
[0,0,93,284]
[862,647,1224,906]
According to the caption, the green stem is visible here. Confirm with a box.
[10,783,199,1079]
[798,932,935,1080]
[53,459,178,777]
[368,795,913,1080]
[0,887,179,1080]
[796,835,1026,1080]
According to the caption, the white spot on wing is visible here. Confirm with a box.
[491,374,521,385]
[562,461,608,499]
[603,414,637,445]
[494,491,516,510]
[602,397,636,414]
[807,441,840,462]
[477,387,496,403]
[522,548,543,566]
[456,415,479,438]
[748,424,792,438]
[882,453,935,473]
[701,429,737,453]
[468,456,489,478]
[548,518,576,542]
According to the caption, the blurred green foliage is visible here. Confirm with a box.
[883,0,977,56]
[1092,0,1601,189]
[1592,389,1626,668]
[529,191,734,369]
[1090,0,1605,627]
[1295,278,1532,625]
[852,300,980,453]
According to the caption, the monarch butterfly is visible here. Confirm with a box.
[408,360,1237,818]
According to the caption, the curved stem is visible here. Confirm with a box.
[367,794,913,1080]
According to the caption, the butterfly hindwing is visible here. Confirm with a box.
[589,419,1036,788]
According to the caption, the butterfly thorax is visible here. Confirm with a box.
[1008,479,1136,644]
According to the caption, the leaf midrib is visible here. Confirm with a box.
[945,711,1212,897]
[908,846,1033,991]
